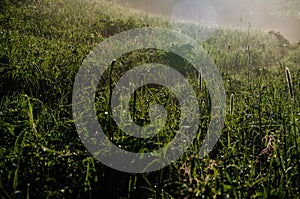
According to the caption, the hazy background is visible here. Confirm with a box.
[112,0,300,42]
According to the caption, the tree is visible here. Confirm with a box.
[272,0,300,18]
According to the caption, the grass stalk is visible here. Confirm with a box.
[108,59,116,139]
[199,71,202,92]
[230,93,234,115]
[285,67,294,99]
[247,43,252,90]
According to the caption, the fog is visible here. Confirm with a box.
[114,0,300,42]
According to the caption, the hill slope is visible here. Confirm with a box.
[0,0,299,198]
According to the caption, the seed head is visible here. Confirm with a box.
[230,93,234,115]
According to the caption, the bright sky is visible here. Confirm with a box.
[115,0,300,41]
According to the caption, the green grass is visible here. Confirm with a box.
[0,0,299,198]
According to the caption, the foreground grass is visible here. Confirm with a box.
[0,0,299,198]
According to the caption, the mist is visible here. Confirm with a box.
[114,0,300,42]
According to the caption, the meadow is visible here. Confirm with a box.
[0,0,299,198]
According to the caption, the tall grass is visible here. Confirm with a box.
[0,0,299,198]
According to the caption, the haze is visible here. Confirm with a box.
[114,0,300,42]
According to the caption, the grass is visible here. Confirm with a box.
[0,0,299,198]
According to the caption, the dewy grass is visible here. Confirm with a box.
[0,0,299,198]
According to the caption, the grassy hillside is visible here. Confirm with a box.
[0,0,299,198]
